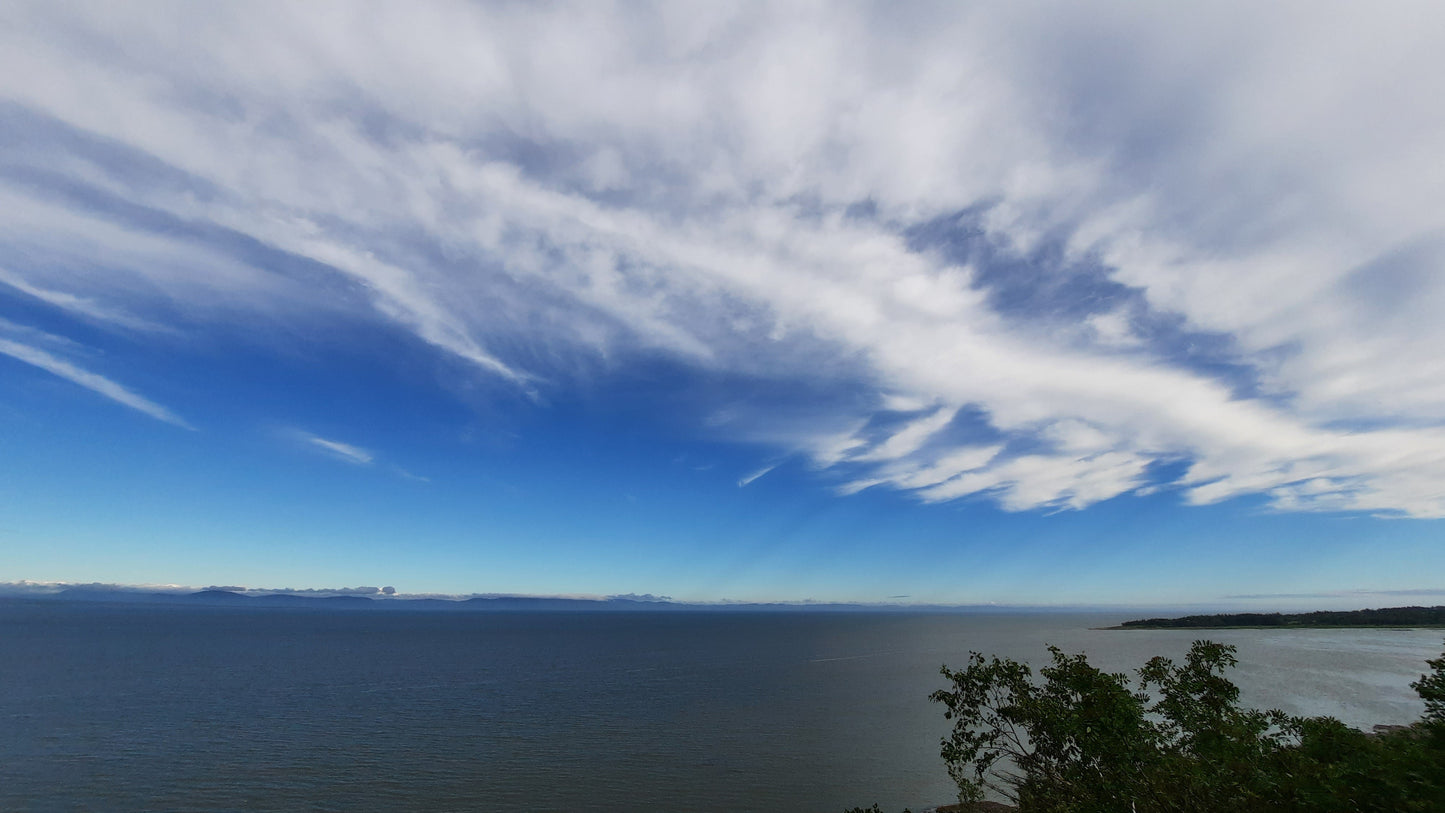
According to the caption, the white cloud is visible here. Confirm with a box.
[0,335,191,428]
[1084,309,1138,349]
[918,451,1152,512]
[852,407,958,463]
[0,267,169,333]
[886,445,1005,492]
[738,463,777,488]
[301,434,373,466]
[2,2,1444,515]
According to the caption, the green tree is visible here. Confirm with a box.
[1133,642,1293,810]
[930,645,1158,811]
[928,640,1445,813]
[1411,641,1445,731]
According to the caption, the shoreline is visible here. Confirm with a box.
[1097,624,1445,631]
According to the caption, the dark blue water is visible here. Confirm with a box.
[2,604,968,812]
[3,603,1439,812]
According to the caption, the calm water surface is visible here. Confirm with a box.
[1,603,1440,812]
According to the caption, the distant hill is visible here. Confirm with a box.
[1114,605,1445,629]
[34,588,678,611]
[8,588,1029,614]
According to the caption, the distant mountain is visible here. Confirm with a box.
[50,588,218,604]
[189,589,250,601]
[28,588,689,611]
[14,588,1019,613]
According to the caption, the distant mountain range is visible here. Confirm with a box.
[5,587,1014,613]
[21,588,690,611]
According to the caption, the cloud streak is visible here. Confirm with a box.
[301,434,374,466]
[738,463,777,488]
[0,335,191,428]
[0,267,170,333]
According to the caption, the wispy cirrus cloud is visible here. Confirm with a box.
[0,266,171,333]
[738,463,777,488]
[2,2,1444,516]
[0,332,191,428]
[300,434,374,466]
[287,430,431,480]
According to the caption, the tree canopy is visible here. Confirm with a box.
[924,639,1445,812]
[851,638,1445,812]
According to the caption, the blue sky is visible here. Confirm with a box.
[3,1,1444,607]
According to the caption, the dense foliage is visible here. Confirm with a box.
[1119,605,1445,629]
[919,639,1445,812]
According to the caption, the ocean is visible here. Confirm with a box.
[2,602,1440,812]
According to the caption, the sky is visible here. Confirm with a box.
[2,1,1444,608]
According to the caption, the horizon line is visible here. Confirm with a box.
[5,580,1445,613]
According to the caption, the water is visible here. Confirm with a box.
[1,602,1440,812]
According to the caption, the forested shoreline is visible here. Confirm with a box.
[1113,605,1445,629]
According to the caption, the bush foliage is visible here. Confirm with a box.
[923,639,1445,812]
